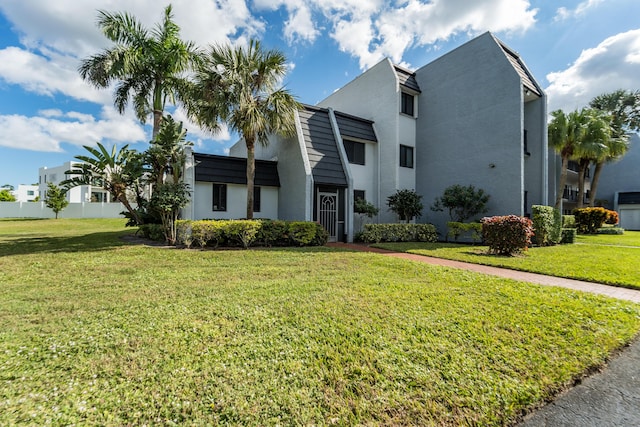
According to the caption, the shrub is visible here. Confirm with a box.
[354,198,379,218]
[311,223,329,246]
[531,205,561,246]
[387,189,423,222]
[562,215,576,228]
[288,221,319,246]
[573,207,609,234]
[361,223,437,243]
[481,215,534,256]
[447,222,482,242]
[560,228,577,244]
[224,220,261,249]
[258,219,289,246]
[596,227,625,235]
[605,210,619,225]
[192,220,225,248]
[431,184,490,222]
[176,220,193,248]
[138,223,165,241]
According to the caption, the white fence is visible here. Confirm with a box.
[0,202,126,219]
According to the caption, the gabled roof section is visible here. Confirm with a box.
[298,105,348,187]
[393,64,421,93]
[496,38,542,96]
[194,153,280,187]
[334,111,377,143]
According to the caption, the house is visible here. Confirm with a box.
[39,162,110,203]
[593,133,640,230]
[14,184,39,202]
[184,31,551,242]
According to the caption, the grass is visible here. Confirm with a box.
[375,231,640,289]
[1,219,640,425]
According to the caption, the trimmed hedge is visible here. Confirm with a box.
[361,223,438,243]
[562,215,576,229]
[174,219,328,249]
[446,222,482,242]
[481,215,534,255]
[531,205,561,246]
[573,207,619,234]
[560,228,577,244]
[596,227,625,235]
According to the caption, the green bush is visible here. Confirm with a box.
[560,228,577,244]
[258,219,289,246]
[361,223,437,243]
[310,223,329,246]
[175,220,193,248]
[481,215,534,255]
[596,227,625,235]
[288,221,319,246]
[573,207,609,234]
[224,220,261,249]
[562,215,576,228]
[447,222,482,242]
[193,220,226,248]
[138,223,165,241]
[531,205,560,246]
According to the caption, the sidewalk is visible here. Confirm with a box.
[327,242,640,426]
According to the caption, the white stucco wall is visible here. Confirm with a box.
[193,182,278,220]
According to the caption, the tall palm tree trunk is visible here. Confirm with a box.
[589,162,604,207]
[554,155,569,209]
[576,160,590,208]
[246,139,256,219]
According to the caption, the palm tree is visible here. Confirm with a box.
[187,39,301,219]
[571,109,611,208]
[588,135,629,206]
[62,143,146,225]
[79,5,199,138]
[145,115,193,187]
[548,109,587,209]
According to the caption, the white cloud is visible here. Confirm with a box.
[555,0,605,21]
[0,107,147,152]
[545,29,640,112]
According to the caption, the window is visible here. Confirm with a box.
[354,190,365,201]
[212,183,227,211]
[253,186,261,213]
[524,129,530,156]
[400,145,414,168]
[27,190,34,196]
[343,139,365,165]
[401,92,414,116]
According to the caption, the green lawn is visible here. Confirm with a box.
[1,219,639,425]
[375,231,640,289]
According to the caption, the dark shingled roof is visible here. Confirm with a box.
[194,153,280,187]
[334,111,377,143]
[497,40,542,96]
[394,65,421,93]
[619,192,640,205]
[299,106,348,186]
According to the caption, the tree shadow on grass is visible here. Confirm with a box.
[0,231,135,257]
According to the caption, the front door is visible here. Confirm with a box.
[318,191,338,242]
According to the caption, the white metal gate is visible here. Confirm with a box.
[318,191,338,242]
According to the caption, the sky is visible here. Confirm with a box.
[0,0,639,188]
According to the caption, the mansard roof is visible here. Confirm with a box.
[393,64,421,93]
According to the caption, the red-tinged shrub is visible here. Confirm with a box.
[573,207,608,234]
[605,209,619,225]
[481,215,534,255]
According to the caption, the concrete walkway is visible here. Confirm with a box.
[327,242,640,426]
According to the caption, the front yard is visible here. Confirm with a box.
[1,219,639,425]
[374,231,640,289]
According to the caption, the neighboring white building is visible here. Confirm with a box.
[39,162,109,203]
[14,184,39,202]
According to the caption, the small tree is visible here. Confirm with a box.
[431,184,490,222]
[45,183,69,219]
[150,182,190,245]
[387,189,423,222]
[0,189,16,202]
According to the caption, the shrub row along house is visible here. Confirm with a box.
[181,32,552,242]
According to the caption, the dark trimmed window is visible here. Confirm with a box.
[354,190,365,201]
[400,145,414,168]
[213,183,227,211]
[253,186,261,213]
[401,92,414,116]
[344,139,365,165]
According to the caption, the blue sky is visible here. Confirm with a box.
[0,0,638,188]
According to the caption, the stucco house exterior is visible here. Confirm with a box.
[39,162,110,203]
[183,31,551,241]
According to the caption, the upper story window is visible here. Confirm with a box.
[343,139,365,165]
[401,92,415,117]
[400,145,414,168]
